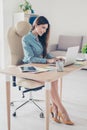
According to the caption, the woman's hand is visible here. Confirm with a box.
[46,58,56,64]
[55,56,65,62]
[47,57,65,64]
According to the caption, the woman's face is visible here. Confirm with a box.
[35,24,48,36]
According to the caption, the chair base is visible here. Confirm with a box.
[12,98,44,118]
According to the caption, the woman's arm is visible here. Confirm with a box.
[46,53,55,59]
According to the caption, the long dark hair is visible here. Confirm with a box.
[31,16,50,57]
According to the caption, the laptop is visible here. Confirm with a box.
[50,46,79,67]
[63,46,79,66]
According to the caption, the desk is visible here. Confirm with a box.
[0,62,87,130]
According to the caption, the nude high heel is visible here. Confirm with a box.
[58,112,74,125]
[50,105,61,123]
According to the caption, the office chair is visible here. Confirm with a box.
[7,21,44,118]
[29,15,38,25]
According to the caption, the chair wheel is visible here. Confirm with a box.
[10,102,14,106]
[40,112,44,118]
[12,112,16,117]
[19,86,21,90]
[22,93,25,98]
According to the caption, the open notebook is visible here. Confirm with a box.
[19,66,55,73]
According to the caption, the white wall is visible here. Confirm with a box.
[31,0,87,43]
[1,0,87,65]
[2,0,21,66]
[0,0,4,68]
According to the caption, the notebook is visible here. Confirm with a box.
[19,66,55,73]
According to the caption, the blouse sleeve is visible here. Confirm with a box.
[46,53,55,59]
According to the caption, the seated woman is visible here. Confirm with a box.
[22,16,74,125]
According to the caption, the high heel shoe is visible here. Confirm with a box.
[58,112,74,125]
[50,105,60,123]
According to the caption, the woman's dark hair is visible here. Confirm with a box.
[31,16,50,57]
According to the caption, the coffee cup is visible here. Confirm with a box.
[56,60,64,72]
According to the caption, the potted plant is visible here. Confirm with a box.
[19,0,34,14]
[81,44,87,59]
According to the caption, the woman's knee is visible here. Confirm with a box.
[51,80,58,86]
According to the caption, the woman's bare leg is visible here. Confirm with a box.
[50,102,58,118]
[50,80,71,121]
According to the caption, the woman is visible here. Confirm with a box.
[22,16,74,125]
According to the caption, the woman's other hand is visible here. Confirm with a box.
[55,56,65,62]
[46,58,56,64]
[47,57,65,64]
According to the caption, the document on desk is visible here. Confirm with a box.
[74,61,85,66]
[19,66,56,73]
[34,67,54,73]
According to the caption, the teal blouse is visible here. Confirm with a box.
[22,32,53,64]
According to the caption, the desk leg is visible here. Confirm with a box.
[45,81,51,130]
[6,81,10,130]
